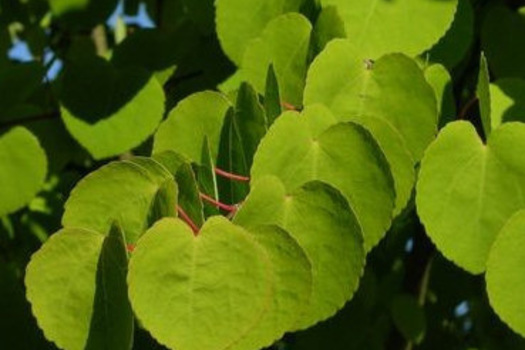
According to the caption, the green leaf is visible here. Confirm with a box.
[425,64,456,128]
[25,225,133,350]
[417,121,525,273]
[175,163,205,227]
[216,0,305,64]
[241,13,312,107]
[477,53,492,138]
[234,176,365,329]
[264,64,282,126]
[319,0,458,58]
[0,127,47,217]
[490,78,525,130]
[49,0,118,29]
[391,294,426,344]
[427,0,474,69]
[60,57,165,159]
[127,216,273,350]
[481,4,525,80]
[0,62,43,119]
[486,210,525,337]
[195,137,221,217]
[153,91,232,164]
[62,158,177,244]
[228,225,312,350]
[251,105,394,250]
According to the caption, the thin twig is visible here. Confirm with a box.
[177,206,199,235]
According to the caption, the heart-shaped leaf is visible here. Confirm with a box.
[63,158,177,244]
[241,13,312,107]
[26,224,133,350]
[127,216,273,350]
[60,56,165,159]
[486,210,525,337]
[153,91,232,164]
[251,105,394,250]
[319,0,458,58]
[234,176,365,329]
[417,121,525,273]
[0,127,47,216]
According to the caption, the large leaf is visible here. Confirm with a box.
[229,225,312,350]
[25,225,133,350]
[153,91,232,164]
[251,105,394,250]
[319,0,458,58]
[60,57,165,159]
[481,4,525,80]
[234,177,365,329]
[241,13,312,107]
[0,127,47,216]
[127,216,273,350]
[417,121,525,273]
[215,0,305,64]
[62,158,177,244]
[486,210,525,337]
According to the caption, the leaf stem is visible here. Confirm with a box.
[458,97,478,120]
[199,193,237,212]
[214,168,250,182]
[281,101,298,111]
[177,206,200,235]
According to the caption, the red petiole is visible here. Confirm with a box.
[199,193,237,212]
[214,168,250,182]
[177,206,200,235]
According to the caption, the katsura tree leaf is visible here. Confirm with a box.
[424,64,456,128]
[242,13,312,107]
[127,216,273,350]
[153,91,232,164]
[175,163,205,227]
[229,225,312,350]
[25,225,133,350]
[490,78,525,129]
[0,127,47,216]
[251,105,394,250]
[60,57,165,160]
[477,53,492,138]
[62,158,177,244]
[417,121,525,273]
[234,176,365,329]
[304,40,435,214]
[49,0,118,29]
[319,0,458,58]
[390,294,426,344]
[486,210,525,337]
[215,0,305,64]
[304,39,438,161]
[481,4,525,80]
[427,0,474,69]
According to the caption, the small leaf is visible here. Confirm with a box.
[264,64,282,126]
[0,127,47,217]
[486,210,525,337]
[391,295,426,344]
[241,13,312,107]
[234,176,365,329]
[490,78,525,130]
[477,53,491,138]
[417,121,525,273]
[215,0,306,64]
[127,216,273,350]
[153,91,232,164]
[424,64,456,128]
